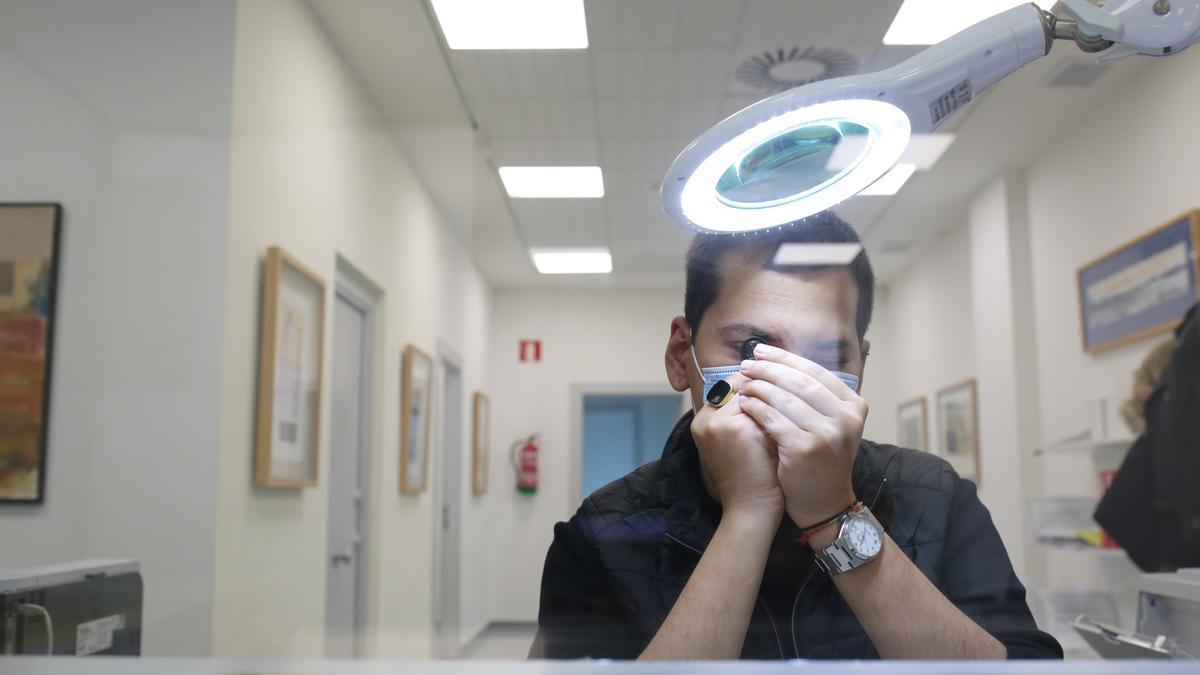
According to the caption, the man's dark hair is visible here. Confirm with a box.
[684,211,876,343]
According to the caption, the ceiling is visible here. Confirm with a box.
[311,0,1146,288]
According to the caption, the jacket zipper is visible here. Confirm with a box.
[664,531,786,660]
[789,475,891,659]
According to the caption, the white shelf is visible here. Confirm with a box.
[1034,431,1135,456]
[1036,540,1128,556]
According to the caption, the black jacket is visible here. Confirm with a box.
[1096,303,1200,571]
[537,412,1062,660]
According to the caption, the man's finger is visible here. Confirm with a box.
[739,360,842,417]
[737,393,813,448]
[748,342,855,401]
[740,379,829,430]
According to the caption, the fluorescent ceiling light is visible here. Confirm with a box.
[530,248,612,274]
[773,243,863,267]
[883,0,1056,45]
[859,163,916,196]
[499,166,604,199]
[430,0,588,50]
[900,133,955,170]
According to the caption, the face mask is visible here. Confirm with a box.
[689,344,861,403]
[690,344,742,402]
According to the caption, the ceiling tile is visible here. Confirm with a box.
[585,0,621,50]
[561,52,593,97]
[533,54,570,97]
[616,0,651,49]
[493,98,526,137]
[707,1,744,48]
[675,1,712,48]
[518,95,551,140]
[619,49,652,97]
[647,0,682,47]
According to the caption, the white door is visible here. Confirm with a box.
[326,293,369,658]
[434,357,463,658]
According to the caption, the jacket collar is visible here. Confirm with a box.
[658,411,892,553]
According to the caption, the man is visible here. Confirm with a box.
[533,212,1062,660]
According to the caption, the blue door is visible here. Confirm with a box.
[581,394,684,499]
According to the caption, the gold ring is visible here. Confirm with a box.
[706,380,737,408]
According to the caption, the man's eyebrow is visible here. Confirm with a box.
[718,322,782,343]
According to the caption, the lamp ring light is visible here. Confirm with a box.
[662,0,1200,234]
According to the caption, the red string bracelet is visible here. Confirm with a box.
[797,500,864,547]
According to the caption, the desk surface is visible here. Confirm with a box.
[3,659,1197,674]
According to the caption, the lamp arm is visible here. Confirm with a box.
[858,3,1052,133]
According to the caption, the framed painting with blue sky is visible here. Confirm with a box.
[1078,211,1200,354]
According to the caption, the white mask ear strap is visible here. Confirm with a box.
[689,341,704,375]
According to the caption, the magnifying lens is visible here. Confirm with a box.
[662,0,1200,234]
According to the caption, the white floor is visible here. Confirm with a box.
[461,622,538,660]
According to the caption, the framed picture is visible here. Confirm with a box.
[937,379,980,485]
[1078,210,1200,353]
[897,397,928,452]
[0,204,61,503]
[255,247,326,488]
[472,392,489,496]
[400,344,433,494]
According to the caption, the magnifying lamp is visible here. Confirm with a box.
[662,0,1200,234]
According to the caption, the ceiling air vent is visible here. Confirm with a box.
[736,46,858,94]
[1047,62,1110,88]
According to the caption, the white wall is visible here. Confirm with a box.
[1026,48,1200,448]
[486,288,684,622]
[0,1,235,657]
[965,174,1038,578]
[863,48,1200,622]
[213,0,489,659]
[862,226,977,451]
[1021,45,1200,621]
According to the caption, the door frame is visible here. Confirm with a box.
[432,340,465,657]
[568,382,689,516]
[328,256,383,658]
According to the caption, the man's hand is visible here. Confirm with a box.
[736,343,867,528]
[690,373,784,518]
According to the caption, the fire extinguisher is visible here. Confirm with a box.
[511,435,538,494]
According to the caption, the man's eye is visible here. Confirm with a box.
[739,337,765,361]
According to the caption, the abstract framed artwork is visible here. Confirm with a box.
[255,246,326,488]
[400,344,433,494]
[937,379,980,486]
[897,396,928,452]
[1078,210,1199,353]
[472,391,489,496]
[0,203,61,504]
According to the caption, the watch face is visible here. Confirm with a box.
[845,516,883,558]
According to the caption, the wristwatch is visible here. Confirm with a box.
[812,505,885,576]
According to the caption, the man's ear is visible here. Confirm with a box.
[665,315,693,393]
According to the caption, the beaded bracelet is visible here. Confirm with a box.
[797,500,864,547]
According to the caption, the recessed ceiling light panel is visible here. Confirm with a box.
[499,166,604,199]
[530,248,612,274]
[883,0,1055,46]
[431,0,588,50]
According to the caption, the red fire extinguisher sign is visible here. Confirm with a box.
[519,339,542,363]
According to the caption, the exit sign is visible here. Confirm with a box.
[519,340,542,363]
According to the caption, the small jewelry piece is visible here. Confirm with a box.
[706,380,737,408]
[797,500,864,547]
